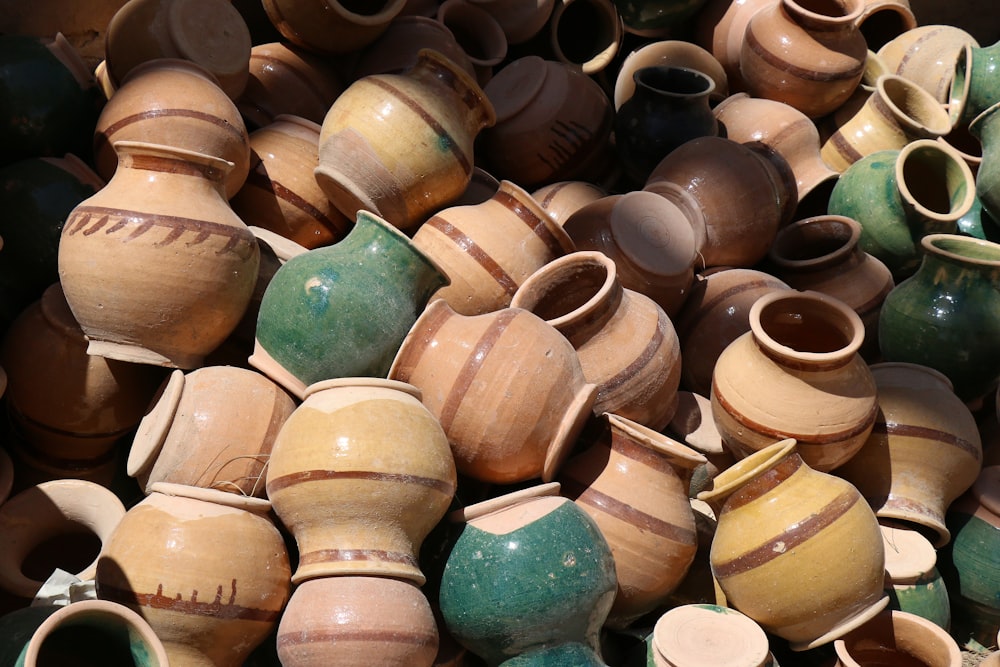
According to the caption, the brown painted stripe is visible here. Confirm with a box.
[366,77,471,173]
[81,215,110,235]
[566,482,697,544]
[762,115,821,151]
[598,311,669,393]
[827,130,865,167]
[266,468,456,495]
[97,108,246,149]
[297,549,420,569]
[751,334,856,371]
[895,28,942,75]
[723,453,804,511]
[277,628,438,648]
[872,421,982,461]
[98,581,281,622]
[744,26,865,83]
[674,280,784,340]
[713,489,861,578]
[491,187,565,256]
[438,308,519,431]
[389,302,453,385]
[538,181,570,208]
[608,424,686,473]
[713,378,878,445]
[127,152,226,182]
[425,217,519,296]
[243,169,349,237]
[66,205,253,252]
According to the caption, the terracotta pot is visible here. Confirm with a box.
[466,0,555,45]
[93,58,252,200]
[832,609,962,666]
[261,0,408,55]
[697,439,889,650]
[96,483,292,667]
[836,362,983,547]
[649,604,773,667]
[266,378,456,585]
[104,0,252,98]
[531,180,608,226]
[411,179,574,316]
[879,523,952,630]
[854,0,916,51]
[711,289,879,472]
[350,14,476,80]
[547,0,624,75]
[388,300,597,484]
[59,140,260,369]
[315,48,495,231]
[128,366,297,497]
[693,0,777,90]
[276,576,438,666]
[435,0,508,84]
[614,39,729,111]
[511,251,683,430]
[556,413,706,628]
[0,479,126,599]
[877,24,980,104]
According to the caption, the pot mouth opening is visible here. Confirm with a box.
[634,65,715,98]
[921,233,1000,266]
[751,290,863,359]
[896,140,975,221]
[769,215,858,267]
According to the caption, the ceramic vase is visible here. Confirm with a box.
[511,251,683,430]
[766,214,894,361]
[261,0,407,55]
[58,140,260,369]
[0,479,126,600]
[879,523,951,629]
[971,100,1000,223]
[0,282,168,471]
[614,65,719,186]
[646,604,774,667]
[877,24,980,104]
[827,140,976,281]
[411,179,574,316]
[479,55,614,189]
[276,576,438,667]
[693,0,777,91]
[644,136,796,270]
[250,209,448,399]
[836,362,983,547]
[697,439,889,651]
[878,233,1000,405]
[127,365,297,497]
[388,300,597,484]
[561,190,700,319]
[832,609,962,666]
[950,41,1000,129]
[96,482,292,667]
[555,413,706,629]
[438,483,617,666]
[230,115,352,250]
[854,0,916,51]
[266,378,455,585]
[532,180,608,226]
[739,0,868,118]
[315,48,495,231]
[673,267,791,397]
[821,74,953,173]
[711,289,879,472]
[92,58,251,200]
[435,0,508,84]
[547,0,623,75]
[614,39,728,111]
[351,14,476,80]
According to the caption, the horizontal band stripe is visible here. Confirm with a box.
[599,310,670,394]
[389,302,452,385]
[243,168,350,237]
[277,628,437,648]
[424,217,519,296]
[266,469,455,495]
[99,581,281,622]
[744,26,865,82]
[871,422,982,461]
[721,453,803,511]
[826,129,865,168]
[96,108,246,158]
[297,549,420,568]
[565,482,697,544]
[491,187,566,256]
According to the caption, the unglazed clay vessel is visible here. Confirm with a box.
[532,180,608,226]
[694,0,777,90]
[411,179,574,316]
[511,250,683,430]
[711,289,879,472]
[435,0,508,84]
[832,609,962,667]
[466,0,555,45]
[556,413,706,628]
[266,378,456,585]
[96,483,292,667]
[315,48,495,231]
[388,300,597,484]
[128,365,297,497]
[837,362,982,547]
[59,140,260,369]
[351,14,476,80]
[698,439,889,651]
[649,604,773,667]
[261,0,407,55]
[877,23,980,104]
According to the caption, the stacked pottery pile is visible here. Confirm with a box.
[2,0,1000,663]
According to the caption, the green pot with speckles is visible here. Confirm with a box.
[251,209,449,399]
[439,483,617,667]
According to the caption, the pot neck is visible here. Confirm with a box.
[696,439,800,514]
[917,233,1000,285]
[632,66,716,104]
[406,48,497,132]
[895,140,976,233]
[768,215,863,274]
[781,0,863,32]
[112,140,233,198]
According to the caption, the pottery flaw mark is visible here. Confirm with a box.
[65,206,252,256]
[98,579,280,622]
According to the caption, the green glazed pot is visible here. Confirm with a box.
[251,209,449,398]
[971,100,1000,223]
[438,483,617,667]
[957,193,1000,242]
[827,140,975,281]
[878,234,1000,405]
[0,606,58,667]
[951,41,1000,128]
[498,642,607,666]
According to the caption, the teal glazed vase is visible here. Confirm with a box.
[971,100,1000,223]
[878,233,1000,406]
[827,140,976,281]
[251,209,449,399]
[438,483,617,667]
[950,41,1000,129]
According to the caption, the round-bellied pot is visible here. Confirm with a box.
[877,23,980,104]
[261,0,407,55]
[831,609,961,667]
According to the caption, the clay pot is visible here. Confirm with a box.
[511,251,683,430]
[854,0,917,50]
[836,362,983,547]
[266,378,456,585]
[832,609,962,666]
[466,0,555,45]
[438,483,617,665]
[276,576,438,667]
[351,14,476,80]
[531,180,608,226]
[315,48,495,231]
[667,390,736,495]
[547,0,624,75]
[648,604,773,667]
[614,39,729,111]
[0,479,126,599]
[230,115,352,250]
[877,24,980,104]
[697,439,889,650]
[59,140,260,369]
[104,0,251,99]
[711,289,879,472]
[949,40,1000,130]
[261,0,408,55]
[556,413,706,628]
[411,179,574,316]
[96,482,292,667]
[388,300,597,484]
[435,0,508,84]
[972,100,1000,223]
[93,58,251,200]
[879,523,952,629]
[128,366,297,497]
[693,0,777,90]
